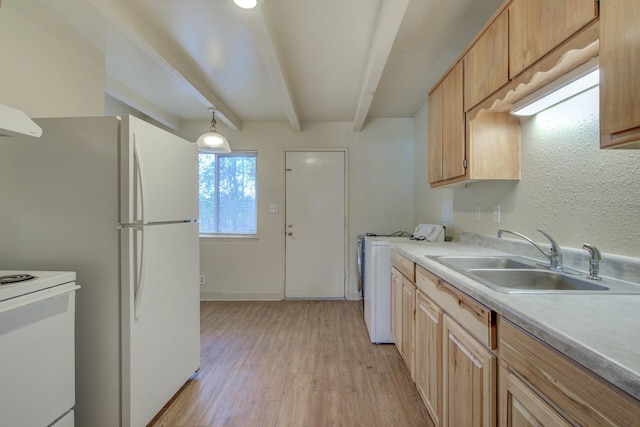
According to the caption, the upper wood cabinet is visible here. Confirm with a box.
[428,61,465,186]
[427,83,443,184]
[600,0,640,148]
[464,10,509,111]
[508,0,598,79]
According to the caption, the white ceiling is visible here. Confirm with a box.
[15,0,503,130]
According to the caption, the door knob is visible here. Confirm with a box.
[287,231,293,236]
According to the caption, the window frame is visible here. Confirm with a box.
[198,150,258,239]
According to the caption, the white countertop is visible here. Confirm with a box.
[391,241,640,401]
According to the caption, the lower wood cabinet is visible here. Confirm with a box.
[442,314,496,427]
[415,291,442,425]
[400,275,416,379]
[499,317,640,426]
[390,261,415,380]
[390,266,403,346]
[499,365,570,427]
[396,261,640,427]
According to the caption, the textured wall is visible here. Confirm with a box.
[416,87,640,258]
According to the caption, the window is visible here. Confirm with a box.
[198,151,257,236]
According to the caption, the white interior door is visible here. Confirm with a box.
[285,151,346,298]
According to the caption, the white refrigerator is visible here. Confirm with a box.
[0,115,200,427]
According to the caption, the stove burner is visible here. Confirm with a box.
[0,274,38,285]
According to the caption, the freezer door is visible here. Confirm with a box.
[120,222,200,427]
[120,115,199,224]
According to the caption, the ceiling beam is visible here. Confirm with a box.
[353,0,410,131]
[248,5,301,132]
[87,0,242,131]
[105,75,182,130]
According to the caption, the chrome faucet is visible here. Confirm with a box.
[497,228,563,271]
[582,243,602,280]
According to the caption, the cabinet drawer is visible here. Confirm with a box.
[499,318,640,426]
[416,265,495,349]
[391,250,415,282]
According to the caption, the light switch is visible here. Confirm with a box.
[493,204,501,223]
[269,204,279,213]
[441,200,453,223]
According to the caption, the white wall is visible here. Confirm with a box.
[176,119,415,300]
[414,87,640,258]
[0,2,105,117]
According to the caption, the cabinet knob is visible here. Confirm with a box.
[287,231,293,236]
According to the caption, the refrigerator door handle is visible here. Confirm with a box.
[133,226,146,320]
[133,132,146,224]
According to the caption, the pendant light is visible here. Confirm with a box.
[233,0,257,9]
[196,108,231,153]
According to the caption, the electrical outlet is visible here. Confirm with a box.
[269,204,279,213]
[493,204,501,223]
[199,275,206,285]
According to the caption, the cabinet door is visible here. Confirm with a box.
[441,61,465,181]
[400,277,415,377]
[600,0,640,148]
[415,291,442,426]
[499,366,571,427]
[464,10,509,111]
[428,83,443,184]
[442,315,496,427]
[509,0,598,78]
[390,267,403,348]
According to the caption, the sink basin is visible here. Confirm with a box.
[435,256,536,270]
[467,269,640,294]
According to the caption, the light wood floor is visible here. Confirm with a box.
[150,300,434,427]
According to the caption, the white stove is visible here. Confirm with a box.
[0,270,78,427]
[0,270,76,302]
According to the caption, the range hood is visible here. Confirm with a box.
[0,104,42,138]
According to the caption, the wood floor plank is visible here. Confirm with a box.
[150,300,434,427]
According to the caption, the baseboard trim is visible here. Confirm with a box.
[200,292,283,301]
[200,291,362,302]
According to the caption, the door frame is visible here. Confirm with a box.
[282,147,349,299]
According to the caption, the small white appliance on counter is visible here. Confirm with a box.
[363,224,444,343]
[0,115,200,427]
[0,271,79,426]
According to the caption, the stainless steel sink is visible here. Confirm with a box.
[435,256,537,270]
[428,255,640,294]
[467,269,640,294]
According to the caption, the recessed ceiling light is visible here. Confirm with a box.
[233,0,257,9]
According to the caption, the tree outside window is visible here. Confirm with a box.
[198,152,257,236]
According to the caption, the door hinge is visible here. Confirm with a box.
[463,158,468,169]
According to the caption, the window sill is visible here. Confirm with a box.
[199,233,258,241]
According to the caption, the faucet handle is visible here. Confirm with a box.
[536,228,559,251]
[582,243,602,261]
[583,243,602,280]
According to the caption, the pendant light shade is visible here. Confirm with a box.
[233,0,257,9]
[196,108,231,153]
